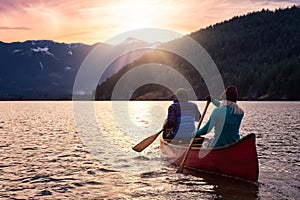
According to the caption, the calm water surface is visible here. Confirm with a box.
[0,101,299,199]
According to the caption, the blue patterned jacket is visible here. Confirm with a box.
[164,100,200,138]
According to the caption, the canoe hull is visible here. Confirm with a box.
[160,134,259,182]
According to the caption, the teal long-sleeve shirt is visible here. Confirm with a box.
[195,99,244,147]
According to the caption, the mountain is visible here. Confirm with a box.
[95,6,300,100]
[0,40,92,99]
[98,37,160,83]
[0,37,156,99]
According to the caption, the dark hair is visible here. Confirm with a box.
[220,85,238,102]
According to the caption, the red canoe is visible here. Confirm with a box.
[160,133,259,182]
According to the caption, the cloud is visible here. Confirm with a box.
[250,0,300,4]
[0,26,31,30]
[0,0,29,12]
[54,31,90,38]
[0,0,298,44]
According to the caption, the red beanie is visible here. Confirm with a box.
[220,85,238,102]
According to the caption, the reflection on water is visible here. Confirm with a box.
[184,169,259,199]
[0,101,299,199]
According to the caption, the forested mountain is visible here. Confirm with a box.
[96,6,300,100]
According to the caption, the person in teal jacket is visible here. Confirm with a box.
[195,86,244,147]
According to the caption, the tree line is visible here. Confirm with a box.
[96,6,300,100]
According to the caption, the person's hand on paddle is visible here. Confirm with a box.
[192,130,197,137]
[205,95,212,103]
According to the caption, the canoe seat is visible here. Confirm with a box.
[163,137,205,146]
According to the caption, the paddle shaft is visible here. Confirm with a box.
[176,100,210,173]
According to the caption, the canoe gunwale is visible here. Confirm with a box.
[160,133,256,151]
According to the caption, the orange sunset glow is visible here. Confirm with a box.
[0,0,298,44]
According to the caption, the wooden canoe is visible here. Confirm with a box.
[160,133,259,182]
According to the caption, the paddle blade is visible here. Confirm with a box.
[132,130,163,152]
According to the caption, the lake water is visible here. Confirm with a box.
[0,101,299,199]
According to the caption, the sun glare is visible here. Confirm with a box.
[128,18,151,29]
[113,0,160,31]
[102,0,184,44]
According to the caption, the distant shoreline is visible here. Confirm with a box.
[0,98,299,101]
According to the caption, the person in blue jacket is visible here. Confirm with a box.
[195,85,244,147]
[163,88,201,139]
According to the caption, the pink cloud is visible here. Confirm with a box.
[0,26,30,30]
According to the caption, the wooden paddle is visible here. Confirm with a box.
[176,100,210,173]
[132,129,164,152]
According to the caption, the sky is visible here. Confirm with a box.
[0,0,299,45]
